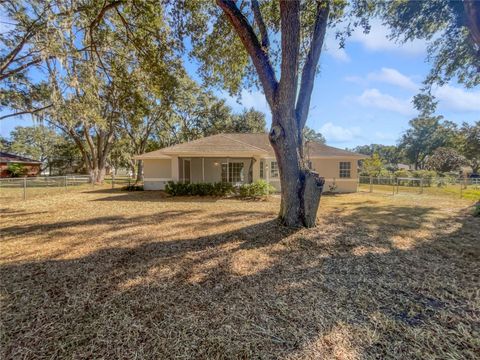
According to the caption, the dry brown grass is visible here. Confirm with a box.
[1,188,479,359]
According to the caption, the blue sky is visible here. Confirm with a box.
[1,20,479,149]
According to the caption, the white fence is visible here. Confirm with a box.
[0,174,138,202]
[358,176,479,197]
[0,175,92,202]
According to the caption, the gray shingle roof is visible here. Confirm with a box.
[136,133,367,159]
[0,152,42,164]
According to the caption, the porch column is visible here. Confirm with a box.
[171,156,179,182]
[202,158,205,182]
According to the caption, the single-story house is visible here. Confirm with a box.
[0,152,42,178]
[135,133,367,193]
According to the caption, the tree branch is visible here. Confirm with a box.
[251,0,269,50]
[216,0,278,108]
[296,0,329,131]
[0,57,47,81]
[0,104,53,120]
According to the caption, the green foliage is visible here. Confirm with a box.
[457,121,480,173]
[352,0,480,89]
[361,153,385,176]
[352,144,403,165]
[7,163,27,177]
[239,180,275,198]
[425,147,466,173]
[165,181,234,197]
[399,116,457,169]
[303,126,326,144]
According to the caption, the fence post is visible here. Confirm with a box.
[392,178,395,195]
[64,175,68,190]
[420,178,424,194]
[23,177,27,201]
[369,175,373,193]
[111,174,114,189]
[460,180,463,198]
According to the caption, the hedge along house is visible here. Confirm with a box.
[134,133,367,192]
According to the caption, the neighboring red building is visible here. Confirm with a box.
[0,152,42,178]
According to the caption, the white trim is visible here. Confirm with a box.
[144,178,173,181]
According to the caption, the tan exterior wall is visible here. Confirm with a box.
[142,156,359,193]
[310,158,359,179]
[143,159,172,190]
[143,159,172,178]
[310,158,359,193]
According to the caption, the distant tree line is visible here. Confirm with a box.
[352,119,479,176]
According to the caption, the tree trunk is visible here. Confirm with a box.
[270,112,324,227]
[89,165,107,184]
[136,160,144,183]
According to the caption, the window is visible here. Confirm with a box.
[259,160,264,179]
[270,161,279,178]
[221,162,244,183]
[339,162,351,178]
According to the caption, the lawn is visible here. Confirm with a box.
[1,189,479,359]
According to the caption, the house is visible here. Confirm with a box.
[134,133,367,193]
[0,152,42,178]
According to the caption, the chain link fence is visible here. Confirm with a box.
[358,176,480,199]
[0,175,137,202]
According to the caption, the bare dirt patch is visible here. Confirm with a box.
[1,189,478,359]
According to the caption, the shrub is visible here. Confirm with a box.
[165,181,234,196]
[7,163,27,177]
[473,202,480,217]
[239,179,275,198]
[394,169,412,178]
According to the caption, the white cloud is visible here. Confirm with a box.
[367,68,418,91]
[319,122,361,142]
[345,68,418,91]
[350,20,426,56]
[356,88,415,115]
[433,85,480,112]
[324,33,350,62]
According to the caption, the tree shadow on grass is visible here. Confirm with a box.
[85,188,227,203]
[1,202,478,359]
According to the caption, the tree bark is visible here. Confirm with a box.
[136,160,144,183]
[217,0,329,227]
[270,111,324,227]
